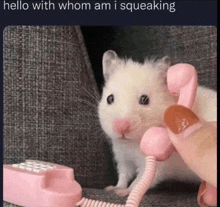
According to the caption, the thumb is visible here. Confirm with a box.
[164,105,217,188]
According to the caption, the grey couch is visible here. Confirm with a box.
[3,26,217,206]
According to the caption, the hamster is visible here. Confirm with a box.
[98,50,217,197]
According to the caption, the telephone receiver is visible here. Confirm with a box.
[140,63,198,161]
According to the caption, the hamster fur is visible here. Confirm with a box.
[98,50,217,197]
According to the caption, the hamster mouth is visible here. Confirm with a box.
[118,136,130,142]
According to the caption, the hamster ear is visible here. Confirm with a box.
[102,50,119,81]
[155,56,171,70]
[155,56,171,85]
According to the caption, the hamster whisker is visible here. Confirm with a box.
[77,98,98,109]
[81,86,100,103]
[93,128,106,137]
[131,113,143,129]
[91,123,103,129]
[84,114,100,118]
[79,112,99,117]
[90,122,102,128]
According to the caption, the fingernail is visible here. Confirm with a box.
[164,105,199,134]
[197,181,207,207]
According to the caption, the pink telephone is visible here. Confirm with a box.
[3,64,197,207]
[140,63,197,161]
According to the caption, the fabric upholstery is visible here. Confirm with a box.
[111,26,217,90]
[3,26,115,190]
[165,26,217,90]
[4,182,200,207]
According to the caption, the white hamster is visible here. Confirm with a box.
[98,50,217,197]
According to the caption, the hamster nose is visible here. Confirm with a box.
[113,118,131,135]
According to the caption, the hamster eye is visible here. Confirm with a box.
[107,94,114,105]
[139,95,149,105]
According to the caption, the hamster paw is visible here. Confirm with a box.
[114,188,130,197]
[105,186,130,197]
[105,185,117,192]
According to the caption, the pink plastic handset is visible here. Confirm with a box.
[140,64,197,161]
[167,64,197,108]
[3,160,82,207]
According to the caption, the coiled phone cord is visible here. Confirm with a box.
[77,156,156,207]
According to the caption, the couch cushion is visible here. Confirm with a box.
[111,26,217,90]
[3,181,201,207]
[165,26,217,90]
[3,26,116,189]
[67,183,200,207]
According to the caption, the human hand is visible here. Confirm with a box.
[164,105,217,207]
